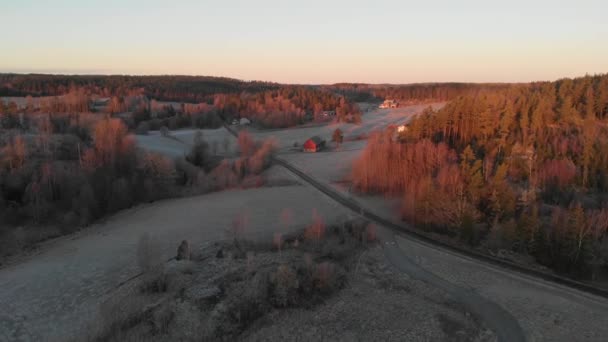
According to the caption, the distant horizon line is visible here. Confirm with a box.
[1,70,606,86]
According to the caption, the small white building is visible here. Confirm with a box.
[379,99,399,109]
[239,117,251,125]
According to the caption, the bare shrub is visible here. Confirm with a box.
[313,261,345,293]
[138,152,175,199]
[237,131,255,157]
[152,303,174,334]
[91,118,133,167]
[176,240,191,260]
[366,223,377,242]
[208,160,238,190]
[247,138,277,174]
[304,209,325,242]
[175,158,202,186]
[270,264,299,307]
[168,301,205,340]
[280,208,294,231]
[207,271,270,338]
[241,175,264,188]
[96,291,150,342]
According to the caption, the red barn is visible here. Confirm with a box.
[303,136,326,152]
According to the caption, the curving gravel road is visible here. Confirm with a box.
[380,228,525,342]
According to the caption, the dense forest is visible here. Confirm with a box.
[2,74,513,106]
[353,74,608,279]
[213,86,362,127]
[0,74,278,102]
[326,83,511,103]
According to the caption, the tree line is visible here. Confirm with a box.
[0,74,278,102]
[213,86,362,128]
[326,83,511,103]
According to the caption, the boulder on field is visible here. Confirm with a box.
[177,240,191,260]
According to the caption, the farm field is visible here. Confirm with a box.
[1,96,57,109]
[0,180,352,341]
[134,127,237,158]
[247,103,445,152]
[274,104,443,199]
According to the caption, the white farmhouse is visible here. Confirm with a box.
[379,99,399,109]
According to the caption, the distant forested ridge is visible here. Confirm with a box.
[2,74,510,104]
[326,83,512,103]
[353,74,608,279]
[0,74,278,102]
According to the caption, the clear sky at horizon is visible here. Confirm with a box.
[1,0,607,84]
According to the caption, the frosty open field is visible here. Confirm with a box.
[0,180,352,341]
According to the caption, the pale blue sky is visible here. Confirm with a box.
[1,0,607,83]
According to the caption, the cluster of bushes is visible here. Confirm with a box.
[176,131,276,190]
[0,74,277,102]
[0,109,27,130]
[0,118,176,255]
[94,219,376,341]
[132,107,223,135]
